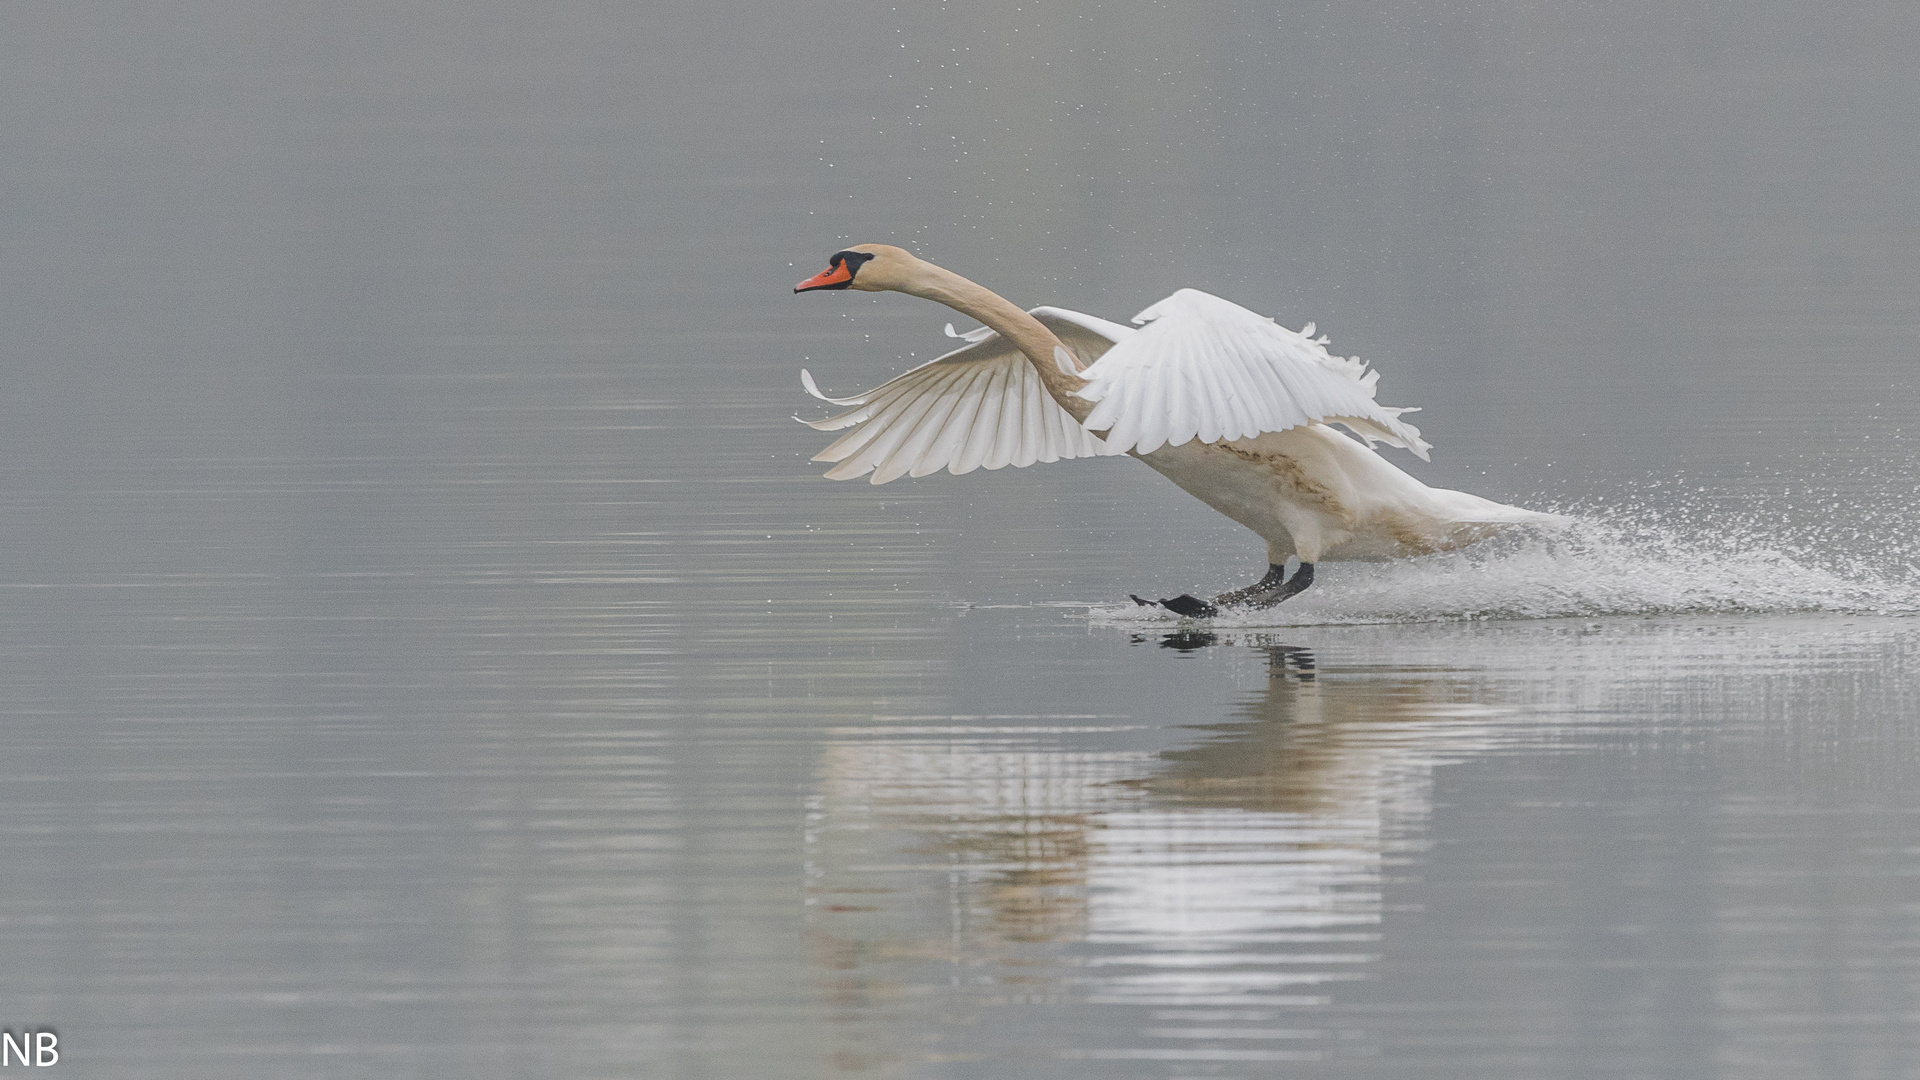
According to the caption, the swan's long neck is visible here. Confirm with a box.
[895,260,1093,423]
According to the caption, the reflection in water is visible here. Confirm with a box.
[806,630,1534,1069]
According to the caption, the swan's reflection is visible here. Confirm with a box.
[805,630,1524,1067]
[1084,637,1518,1060]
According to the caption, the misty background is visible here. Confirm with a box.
[1,2,1916,1077]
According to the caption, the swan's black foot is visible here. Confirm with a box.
[1131,563,1313,618]
[1131,593,1221,619]
[1215,562,1315,610]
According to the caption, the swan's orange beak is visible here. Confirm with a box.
[795,262,854,293]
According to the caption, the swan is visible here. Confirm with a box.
[793,244,1560,617]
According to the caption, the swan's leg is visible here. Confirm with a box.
[1213,563,1287,607]
[1246,562,1313,608]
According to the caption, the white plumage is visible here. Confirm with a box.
[799,308,1131,484]
[1078,289,1429,459]
[792,244,1562,612]
[799,292,1433,484]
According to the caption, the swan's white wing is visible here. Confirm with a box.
[1076,288,1432,460]
[798,308,1132,485]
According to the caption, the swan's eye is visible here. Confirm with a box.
[828,249,873,273]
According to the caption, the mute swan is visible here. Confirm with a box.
[794,244,1559,617]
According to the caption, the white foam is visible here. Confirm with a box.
[1093,510,1920,627]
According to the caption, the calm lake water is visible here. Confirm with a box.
[2,2,1918,1077]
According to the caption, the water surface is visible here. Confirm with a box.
[1,1,1917,1077]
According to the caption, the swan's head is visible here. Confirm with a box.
[794,244,918,294]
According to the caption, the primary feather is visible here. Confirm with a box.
[798,308,1133,484]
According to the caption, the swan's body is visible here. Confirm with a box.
[794,245,1560,614]
[1134,425,1548,565]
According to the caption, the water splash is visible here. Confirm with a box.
[1093,500,1920,627]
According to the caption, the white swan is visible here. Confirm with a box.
[794,244,1560,616]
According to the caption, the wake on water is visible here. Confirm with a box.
[1092,500,1920,627]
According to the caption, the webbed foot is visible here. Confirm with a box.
[1131,562,1313,618]
[1130,593,1221,619]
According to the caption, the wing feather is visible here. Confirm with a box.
[876,367,973,484]
[1198,327,1234,444]
[989,360,1030,469]
[913,366,988,477]
[812,374,942,462]
[1217,331,1262,439]
[798,308,1130,484]
[823,368,965,481]
[842,388,952,480]
[1078,288,1430,460]
[1016,363,1047,467]
[801,368,867,407]
[954,359,1008,475]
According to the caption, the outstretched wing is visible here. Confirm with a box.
[1076,288,1431,460]
[798,308,1132,485]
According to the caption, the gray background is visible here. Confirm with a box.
[1,1,1916,1076]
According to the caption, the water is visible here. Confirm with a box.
[2,1,1917,1076]
[807,614,1920,1076]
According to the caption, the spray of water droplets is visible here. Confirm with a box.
[1093,485,1920,626]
